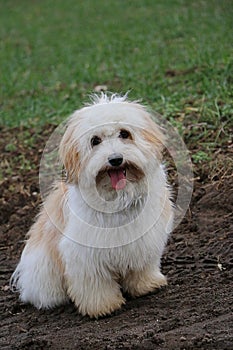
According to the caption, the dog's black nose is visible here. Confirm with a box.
[108,153,123,167]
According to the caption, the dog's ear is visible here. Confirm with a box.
[141,114,165,160]
[59,124,80,183]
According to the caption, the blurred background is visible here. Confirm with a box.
[0,0,232,128]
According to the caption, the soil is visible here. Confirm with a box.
[0,126,232,349]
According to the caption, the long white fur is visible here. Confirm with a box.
[10,94,173,318]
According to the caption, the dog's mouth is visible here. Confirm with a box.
[108,168,127,190]
[96,162,145,191]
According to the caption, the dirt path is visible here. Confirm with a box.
[0,127,232,349]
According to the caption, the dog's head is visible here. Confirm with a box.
[59,94,165,203]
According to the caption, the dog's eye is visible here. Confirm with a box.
[119,129,131,139]
[91,136,102,147]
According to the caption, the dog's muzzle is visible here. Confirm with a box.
[96,154,145,191]
[107,153,126,190]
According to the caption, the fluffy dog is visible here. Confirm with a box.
[11,94,173,318]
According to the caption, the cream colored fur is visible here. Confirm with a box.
[11,94,173,318]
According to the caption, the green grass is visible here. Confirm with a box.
[0,0,232,163]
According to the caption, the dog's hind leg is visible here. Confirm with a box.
[10,243,68,309]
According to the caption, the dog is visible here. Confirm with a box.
[11,93,174,318]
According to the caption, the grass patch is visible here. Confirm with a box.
[0,0,232,169]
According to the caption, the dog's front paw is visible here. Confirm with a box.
[75,293,125,318]
[123,268,167,297]
[78,292,125,318]
[68,279,125,318]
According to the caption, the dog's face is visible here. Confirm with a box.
[59,100,164,205]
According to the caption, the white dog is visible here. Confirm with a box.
[11,93,173,318]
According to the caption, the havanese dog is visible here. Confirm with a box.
[11,93,173,318]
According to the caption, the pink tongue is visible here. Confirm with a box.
[108,169,127,190]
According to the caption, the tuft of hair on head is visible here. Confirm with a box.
[87,91,135,106]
